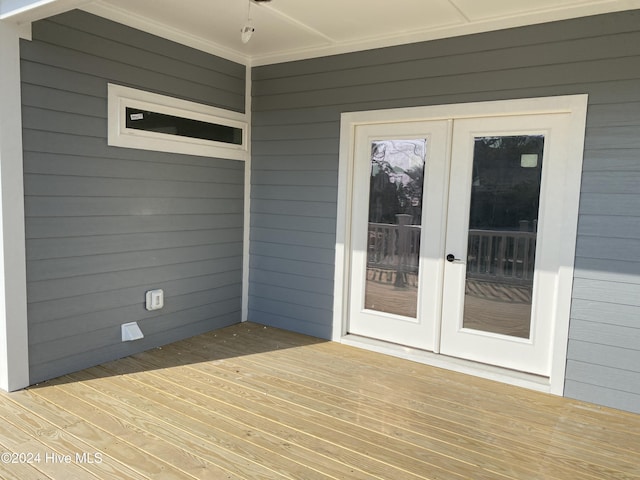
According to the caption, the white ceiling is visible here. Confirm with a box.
[8,0,640,65]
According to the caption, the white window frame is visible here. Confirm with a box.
[108,83,248,161]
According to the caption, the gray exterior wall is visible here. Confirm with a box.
[21,10,246,384]
[250,11,640,413]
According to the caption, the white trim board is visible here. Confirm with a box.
[241,64,252,322]
[333,95,588,395]
[0,20,30,392]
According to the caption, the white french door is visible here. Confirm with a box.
[439,113,574,375]
[347,107,581,376]
[348,120,450,351]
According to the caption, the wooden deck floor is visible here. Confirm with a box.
[1,322,639,479]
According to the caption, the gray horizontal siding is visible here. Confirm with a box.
[27,10,244,111]
[26,228,242,260]
[579,193,640,217]
[568,14,640,413]
[27,256,242,304]
[570,299,639,329]
[23,150,245,181]
[576,237,640,262]
[253,57,640,111]
[26,214,243,238]
[25,175,242,199]
[250,10,640,412]
[254,13,640,80]
[574,257,640,285]
[22,11,246,384]
[28,243,243,283]
[251,214,336,234]
[255,34,640,96]
[577,215,640,239]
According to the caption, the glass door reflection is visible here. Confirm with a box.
[463,135,544,338]
[365,139,426,318]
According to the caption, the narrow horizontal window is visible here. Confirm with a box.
[108,84,247,161]
[125,108,243,145]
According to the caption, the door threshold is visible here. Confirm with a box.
[340,334,552,394]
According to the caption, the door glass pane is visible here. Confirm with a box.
[365,139,425,318]
[463,135,544,338]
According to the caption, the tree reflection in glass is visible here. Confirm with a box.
[365,139,426,318]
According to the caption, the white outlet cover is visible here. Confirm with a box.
[145,289,164,311]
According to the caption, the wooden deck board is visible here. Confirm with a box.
[238,326,640,440]
[0,322,638,479]
[0,396,101,480]
[176,328,637,479]
[4,390,147,480]
[68,367,352,480]
[59,372,264,480]
[95,357,440,480]
[170,335,561,476]
[172,342,627,478]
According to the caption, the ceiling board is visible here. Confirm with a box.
[451,0,607,20]
[269,0,466,42]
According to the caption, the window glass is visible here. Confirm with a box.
[125,108,243,145]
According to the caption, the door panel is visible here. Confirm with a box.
[348,121,449,351]
[440,114,573,376]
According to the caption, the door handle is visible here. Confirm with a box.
[446,254,463,263]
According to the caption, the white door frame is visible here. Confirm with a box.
[332,95,588,395]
